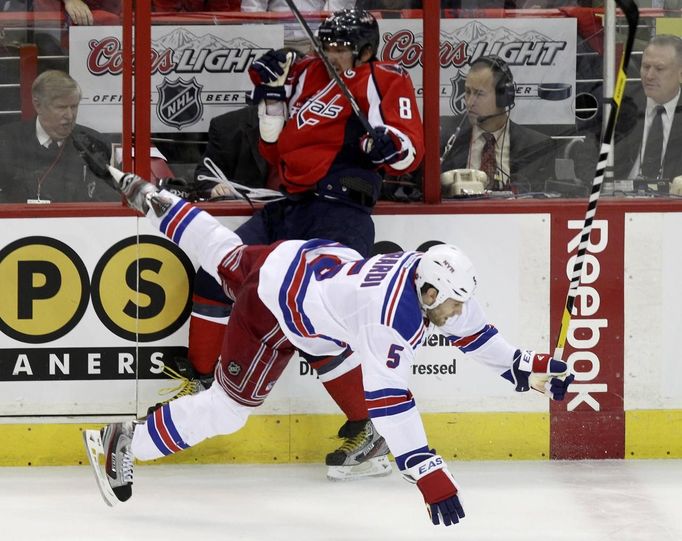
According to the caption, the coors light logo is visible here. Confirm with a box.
[86,28,269,129]
[380,21,567,115]
[87,28,267,76]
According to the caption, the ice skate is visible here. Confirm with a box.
[325,419,392,481]
[147,357,214,416]
[73,135,171,216]
[83,421,135,506]
[107,167,173,216]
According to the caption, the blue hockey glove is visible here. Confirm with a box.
[360,126,409,166]
[403,452,465,527]
[509,350,575,401]
[249,49,293,103]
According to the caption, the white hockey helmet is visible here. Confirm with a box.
[415,244,477,308]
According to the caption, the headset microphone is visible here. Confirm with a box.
[476,110,507,125]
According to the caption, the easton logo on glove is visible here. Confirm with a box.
[506,349,575,401]
[418,455,443,475]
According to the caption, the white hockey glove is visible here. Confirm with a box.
[509,349,575,401]
[249,49,294,103]
[402,452,465,527]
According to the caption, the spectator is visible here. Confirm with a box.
[241,1,355,51]
[440,55,554,193]
[152,0,240,10]
[32,0,121,25]
[358,0,422,8]
[0,70,118,203]
[192,104,272,199]
[63,0,95,24]
[614,34,682,183]
[240,0,352,9]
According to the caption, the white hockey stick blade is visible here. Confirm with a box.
[326,455,393,482]
[83,429,118,507]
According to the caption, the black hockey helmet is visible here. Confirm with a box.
[317,9,380,61]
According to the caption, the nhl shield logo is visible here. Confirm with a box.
[157,77,203,129]
[449,76,467,115]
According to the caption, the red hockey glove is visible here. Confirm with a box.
[510,350,575,401]
[403,452,465,527]
[360,126,409,166]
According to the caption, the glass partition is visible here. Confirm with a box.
[3,3,682,207]
[0,1,123,204]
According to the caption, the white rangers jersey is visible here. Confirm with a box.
[258,239,519,467]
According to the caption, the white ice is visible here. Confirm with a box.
[1,460,681,541]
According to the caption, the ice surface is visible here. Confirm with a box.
[1,459,681,541]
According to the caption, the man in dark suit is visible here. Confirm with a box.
[193,104,273,199]
[0,69,118,203]
[614,34,682,183]
[440,55,554,193]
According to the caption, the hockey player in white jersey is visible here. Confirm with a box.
[83,168,575,527]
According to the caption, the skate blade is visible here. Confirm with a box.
[82,429,119,507]
[327,455,393,482]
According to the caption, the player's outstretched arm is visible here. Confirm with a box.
[76,149,243,281]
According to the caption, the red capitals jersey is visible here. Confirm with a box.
[259,56,424,194]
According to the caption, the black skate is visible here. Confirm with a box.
[325,419,392,481]
[146,357,214,416]
[83,421,135,506]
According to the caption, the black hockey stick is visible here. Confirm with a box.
[553,0,639,360]
[281,0,374,134]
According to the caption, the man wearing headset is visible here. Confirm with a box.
[440,55,554,193]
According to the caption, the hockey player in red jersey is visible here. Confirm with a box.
[175,9,425,481]
[83,170,574,527]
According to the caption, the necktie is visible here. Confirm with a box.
[46,140,59,152]
[480,132,497,187]
[641,105,665,179]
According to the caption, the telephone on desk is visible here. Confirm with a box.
[440,168,527,199]
[440,168,487,196]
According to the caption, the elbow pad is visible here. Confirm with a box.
[258,100,286,143]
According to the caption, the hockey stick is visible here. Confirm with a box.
[281,0,374,134]
[553,0,639,361]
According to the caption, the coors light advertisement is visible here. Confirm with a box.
[70,18,575,133]
[377,18,577,124]
[70,25,283,133]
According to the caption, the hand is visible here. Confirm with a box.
[360,126,409,166]
[403,452,465,527]
[249,50,294,103]
[209,183,240,200]
[511,350,575,401]
[63,0,94,25]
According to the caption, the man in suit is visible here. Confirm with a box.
[614,34,682,183]
[193,104,274,199]
[0,69,117,203]
[440,55,554,193]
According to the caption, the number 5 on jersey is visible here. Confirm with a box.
[387,343,404,368]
